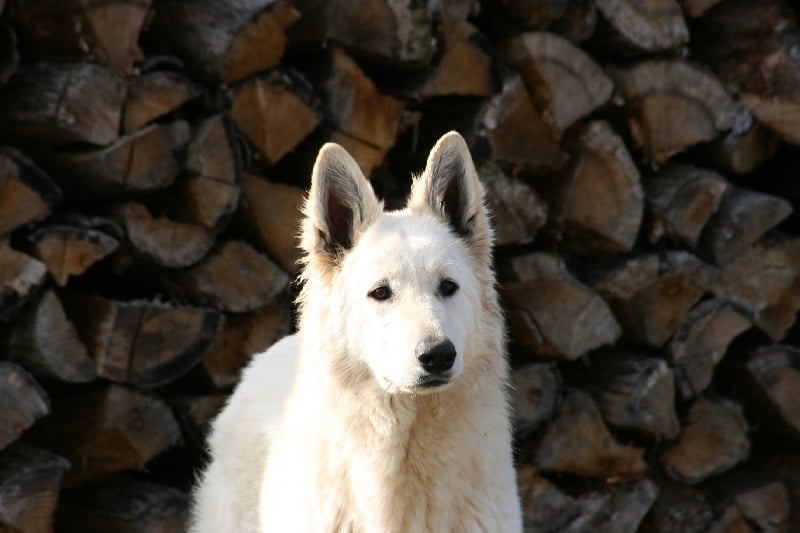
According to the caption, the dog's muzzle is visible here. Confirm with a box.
[416,339,456,387]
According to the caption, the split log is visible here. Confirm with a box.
[500,32,613,132]
[24,222,118,286]
[5,288,96,383]
[698,121,779,176]
[608,60,743,164]
[170,240,290,313]
[0,443,70,533]
[480,74,566,172]
[198,299,292,390]
[231,70,322,165]
[593,0,689,54]
[0,244,47,319]
[510,363,561,440]
[26,383,181,486]
[42,121,190,200]
[668,299,751,400]
[56,474,189,533]
[662,395,750,485]
[478,161,547,247]
[289,0,434,67]
[123,70,201,133]
[238,173,304,274]
[587,253,705,346]
[0,146,62,237]
[414,29,495,99]
[643,491,713,532]
[588,352,680,439]
[517,465,581,532]
[0,23,17,84]
[60,291,223,388]
[11,0,152,76]
[503,253,621,359]
[551,0,597,43]
[168,393,228,453]
[0,362,49,449]
[698,185,793,265]
[0,62,125,147]
[144,0,300,83]
[710,237,800,341]
[644,164,728,248]
[546,120,643,252]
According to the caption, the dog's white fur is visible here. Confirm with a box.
[190,132,521,532]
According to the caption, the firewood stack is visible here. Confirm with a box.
[0,0,799,530]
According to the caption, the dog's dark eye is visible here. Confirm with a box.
[439,279,458,297]
[369,285,392,301]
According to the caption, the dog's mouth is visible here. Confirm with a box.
[417,377,450,388]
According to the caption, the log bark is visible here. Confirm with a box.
[0,443,69,533]
[500,32,613,132]
[0,244,47,320]
[26,383,180,486]
[0,146,62,237]
[123,71,201,133]
[0,362,49,449]
[504,253,621,359]
[535,389,647,479]
[5,288,96,383]
[608,60,743,163]
[0,62,125,147]
[699,121,779,176]
[662,395,750,485]
[60,291,222,388]
[510,363,561,440]
[11,0,152,76]
[56,474,189,533]
[593,0,689,54]
[170,240,290,313]
[144,0,300,83]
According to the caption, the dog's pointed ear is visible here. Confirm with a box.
[302,143,382,264]
[409,131,492,253]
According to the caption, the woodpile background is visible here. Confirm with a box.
[0,0,800,531]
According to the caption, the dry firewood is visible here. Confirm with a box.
[701,474,791,533]
[510,363,561,440]
[5,288,95,383]
[110,202,216,268]
[546,120,643,252]
[0,362,49,449]
[238,173,304,274]
[60,291,223,388]
[587,253,705,346]
[198,299,292,390]
[314,47,405,177]
[680,0,722,17]
[144,0,300,83]
[662,395,750,485]
[26,382,180,486]
[516,465,581,532]
[698,121,779,175]
[289,0,433,67]
[478,161,547,247]
[56,474,189,533]
[168,393,228,455]
[535,389,646,479]
[668,298,751,400]
[24,223,118,286]
[170,240,290,313]
[231,70,322,165]
[710,237,800,341]
[0,23,17,84]
[503,253,621,360]
[569,478,659,533]
[642,491,713,533]
[0,443,69,533]
[593,0,688,54]
[607,60,743,164]
[644,164,728,248]
[11,0,152,76]
[500,32,613,133]
[0,243,47,320]
[123,70,201,133]
[0,146,61,237]
[698,185,793,265]
[588,352,680,440]
[480,75,567,173]
[551,0,597,42]
[42,121,190,200]
[413,28,495,99]
[0,62,125,147]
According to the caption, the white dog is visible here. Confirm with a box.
[190,131,522,532]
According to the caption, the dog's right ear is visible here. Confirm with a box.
[301,143,382,265]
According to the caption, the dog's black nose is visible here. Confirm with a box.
[417,340,456,374]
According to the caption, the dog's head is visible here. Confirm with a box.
[300,132,494,394]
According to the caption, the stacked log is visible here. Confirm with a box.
[0,0,799,530]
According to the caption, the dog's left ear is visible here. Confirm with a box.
[409,131,492,253]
